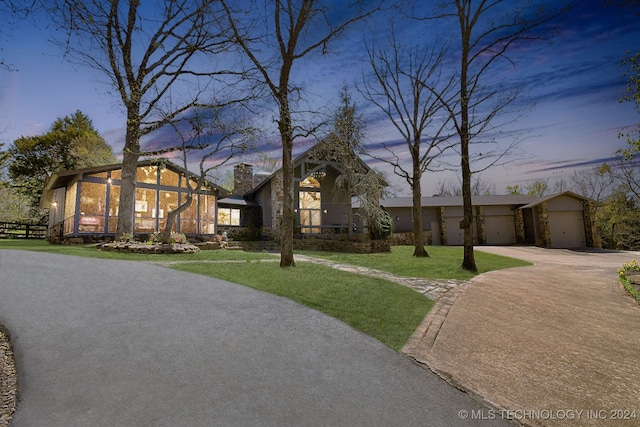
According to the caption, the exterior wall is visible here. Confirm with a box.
[534,203,551,247]
[545,195,589,248]
[270,170,284,235]
[49,165,219,239]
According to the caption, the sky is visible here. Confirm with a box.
[1,0,638,197]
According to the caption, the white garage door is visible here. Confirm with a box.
[445,217,477,246]
[484,216,516,245]
[549,211,585,248]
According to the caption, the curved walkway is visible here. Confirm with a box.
[404,246,640,427]
[0,250,508,427]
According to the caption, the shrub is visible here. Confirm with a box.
[618,260,640,302]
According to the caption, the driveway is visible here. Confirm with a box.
[0,250,509,427]
[404,246,640,427]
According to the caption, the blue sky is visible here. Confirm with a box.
[1,0,638,196]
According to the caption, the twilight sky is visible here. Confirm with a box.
[0,0,638,196]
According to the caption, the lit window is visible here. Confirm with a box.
[217,208,240,226]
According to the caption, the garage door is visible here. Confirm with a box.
[549,211,585,248]
[445,217,477,246]
[484,216,516,245]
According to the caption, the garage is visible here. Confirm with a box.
[549,211,586,248]
[484,215,517,245]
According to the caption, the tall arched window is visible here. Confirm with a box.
[299,176,321,233]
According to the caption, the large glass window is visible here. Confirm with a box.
[159,168,180,186]
[79,182,106,233]
[64,183,77,234]
[299,176,321,233]
[217,207,240,226]
[108,184,120,233]
[180,193,197,234]
[199,194,216,234]
[158,190,178,232]
[137,165,158,184]
[134,188,157,232]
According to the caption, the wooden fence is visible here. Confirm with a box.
[0,222,47,239]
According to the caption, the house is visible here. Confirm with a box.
[40,142,602,249]
[225,142,372,238]
[40,160,228,242]
[40,141,367,244]
[378,192,602,249]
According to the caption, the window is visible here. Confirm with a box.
[64,183,77,234]
[108,184,120,233]
[180,193,197,234]
[136,165,158,184]
[79,182,106,233]
[299,176,321,233]
[159,168,180,186]
[134,188,157,232]
[199,194,217,234]
[158,190,178,232]
[218,208,240,226]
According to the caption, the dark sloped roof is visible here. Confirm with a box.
[245,140,382,197]
[377,194,537,208]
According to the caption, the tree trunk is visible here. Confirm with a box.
[161,194,193,243]
[116,111,140,240]
[116,149,138,240]
[412,166,428,257]
[278,92,295,268]
[459,8,477,272]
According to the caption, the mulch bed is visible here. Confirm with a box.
[0,326,16,426]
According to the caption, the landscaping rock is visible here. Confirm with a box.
[99,242,200,254]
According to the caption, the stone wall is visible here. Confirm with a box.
[271,171,284,236]
[237,237,390,254]
[535,203,551,247]
[389,231,431,246]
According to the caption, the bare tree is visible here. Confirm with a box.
[571,166,616,201]
[420,0,570,271]
[220,0,383,267]
[436,174,496,197]
[45,0,243,239]
[360,31,456,257]
[157,106,257,243]
[0,0,37,71]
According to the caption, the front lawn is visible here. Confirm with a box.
[172,261,433,350]
[0,239,274,262]
[298,245,531,280]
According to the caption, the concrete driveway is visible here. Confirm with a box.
[404,246,640,427]
[0,250,510,427]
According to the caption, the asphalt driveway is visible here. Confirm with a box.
[404,246,640,427]
[0,250,509,427]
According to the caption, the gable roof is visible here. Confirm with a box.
[517,191,605,209]
[245,140,381,197]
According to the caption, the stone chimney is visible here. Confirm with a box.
[233,163,254,196]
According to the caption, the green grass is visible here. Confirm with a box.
[0,239,274,262]
[298,245,531,280]
[172,261,433,350]
[0,239,529,350]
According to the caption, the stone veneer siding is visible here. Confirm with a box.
[535,202,551,248]
[270,171,284,236]
[475,206,487,245]
[514,209,525,244]
[439,207,448,246]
